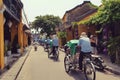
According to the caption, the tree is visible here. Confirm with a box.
[84,0,120,26]
[58,31,67,46]
[84,0,120,63]
[32,15,62,36]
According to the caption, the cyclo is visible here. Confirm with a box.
[48,40,59,61]
[64,40,96,80]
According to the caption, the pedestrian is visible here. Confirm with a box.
[90,35,97,55]
[77,32,92,71]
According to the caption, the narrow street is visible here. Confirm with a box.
[16,46,120,80]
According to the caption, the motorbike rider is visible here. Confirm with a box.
[77,32,92,70]
[50,34,59,55]
[45,37,51,50]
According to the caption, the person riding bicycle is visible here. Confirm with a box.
[77,32,92,70]
[50,34,59,55]
[45,37,51,48]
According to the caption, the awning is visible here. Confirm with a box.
[23,24,31,34]
[25,30,31,34]
[23,24,29,31]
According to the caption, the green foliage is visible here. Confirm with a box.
[83,0,120,26]
[107,36,120,55]
[72,22,78,28]
[58,31,66,38]
[32,15,62,36]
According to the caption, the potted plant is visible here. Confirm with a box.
[58,31,66,47]
[7,43,12,56]
[107,37,119,63]
[16,44,21,53]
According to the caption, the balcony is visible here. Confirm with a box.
[3,0,23,22]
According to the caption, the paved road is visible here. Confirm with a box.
[16,46,120,80]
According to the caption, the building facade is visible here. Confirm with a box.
[0,0,30,70]
[62,1,97,41]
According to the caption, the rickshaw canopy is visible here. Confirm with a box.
[66,40,79,55]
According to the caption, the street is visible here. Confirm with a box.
[16,46,120,80]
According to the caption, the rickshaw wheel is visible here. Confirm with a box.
[64,55,71,73]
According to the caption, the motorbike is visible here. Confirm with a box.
[91,55,106,70]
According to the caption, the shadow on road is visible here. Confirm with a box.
[96,68,118,75]
[49,56,60,62]
[67,70,85,80]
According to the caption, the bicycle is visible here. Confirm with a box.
[64,52,96,80]
[64,40,96,80]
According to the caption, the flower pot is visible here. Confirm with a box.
[17,49,21,54]
[7,50,11,56]
[4,56,8,66]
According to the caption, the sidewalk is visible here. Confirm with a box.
[0,46,32,80]
[59,48,120,75]
[99,54,120,75]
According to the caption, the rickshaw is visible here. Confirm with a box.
[48,40,59,61]
[64,40,96,80]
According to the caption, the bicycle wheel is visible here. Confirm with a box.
[64,55,71,73]
[84,62,96,80]
[55,50,59,61]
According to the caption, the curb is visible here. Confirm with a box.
[0,46,32,80]
[105,66,120,75]
[14,46,32,80]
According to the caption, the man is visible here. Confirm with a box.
[78,32,92,70]
[51,34,59,55]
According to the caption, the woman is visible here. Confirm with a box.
[90,35,97,55]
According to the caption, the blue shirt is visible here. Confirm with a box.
[46,39,51,44]
[78,37,92,52]
[52,38,59,46]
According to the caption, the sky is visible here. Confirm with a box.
[21,0,102,22]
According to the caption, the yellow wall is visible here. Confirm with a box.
[0,1,5,69]
[18,22,23,54]
[78,24,96,36]
[66,29,73,41]
[23,32,28,47]
[18,10,24,54]
[78,12,97,36]
[11,22,18,44]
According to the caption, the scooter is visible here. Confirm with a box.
[91,55,106,70]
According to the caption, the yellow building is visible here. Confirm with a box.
[62,1,98,41]
[23,24,31,48]
[0,0,27,70]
